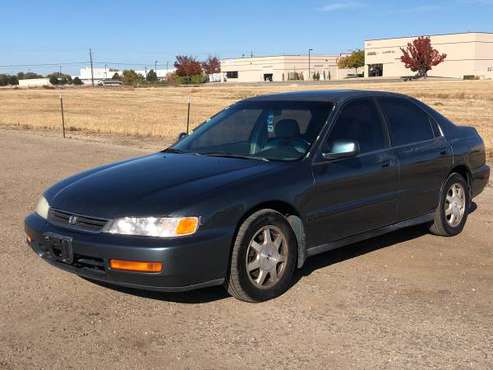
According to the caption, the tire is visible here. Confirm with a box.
[226,209,298,302]
[429,173,470,236]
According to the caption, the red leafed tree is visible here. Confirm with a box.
[400,36,447,78]
[202,56,221,74]
[174,56,203,77]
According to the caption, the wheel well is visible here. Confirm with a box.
[235,201,307,269]
[449,165,471,189]
[242,201,300,220]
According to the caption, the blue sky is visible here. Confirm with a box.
[1,0,492,75]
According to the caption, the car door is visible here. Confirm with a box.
[377,97,452,221]
[306,98,399,246]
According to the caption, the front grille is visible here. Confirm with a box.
[48,208,108,232]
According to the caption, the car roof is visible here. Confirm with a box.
[243,90,410,104]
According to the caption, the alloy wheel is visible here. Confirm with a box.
[245,225,288,289]
[445,182,466,227]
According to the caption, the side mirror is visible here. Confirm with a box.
[177,132,188,141]
[322,140,360,160]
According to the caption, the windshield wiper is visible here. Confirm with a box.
[200,152,270,162]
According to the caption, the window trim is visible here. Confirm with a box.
[313,97,391,163]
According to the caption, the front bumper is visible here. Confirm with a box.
[24,213,232,292]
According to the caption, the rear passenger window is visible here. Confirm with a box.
[326,99,387,154]
[379,98,434,146]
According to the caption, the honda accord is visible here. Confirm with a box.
[25,90,490,302]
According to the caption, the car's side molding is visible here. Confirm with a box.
[304,212,435,259]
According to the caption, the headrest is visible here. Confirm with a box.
[275,119,300,138]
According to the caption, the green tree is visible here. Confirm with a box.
[49,75,59,85]
[122,70,145,85]
[337,49,365,75]
[73,77,83,85]
[122,70,138,85]
[8,75,19,85]
[17,72,43,80]
[47,73,72,85]
[112,72,122,81]
[146,69,158,82]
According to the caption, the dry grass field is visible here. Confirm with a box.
[0,80,492,156]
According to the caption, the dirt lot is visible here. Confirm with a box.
[0,80,492,156]
[0,129,492,369]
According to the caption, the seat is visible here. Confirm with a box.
[275,119,301,139]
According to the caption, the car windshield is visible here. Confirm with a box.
[171,100,333,161]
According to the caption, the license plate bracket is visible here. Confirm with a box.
[43,232,74,264]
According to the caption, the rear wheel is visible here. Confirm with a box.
[430,173,469,236]
[226,209,297,302]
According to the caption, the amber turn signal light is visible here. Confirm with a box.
[175,217,199,236]
[110,259,163,273]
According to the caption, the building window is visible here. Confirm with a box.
[226,71,238,79]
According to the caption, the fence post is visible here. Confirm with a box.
[186,95,191,134]
[60,94,66,138]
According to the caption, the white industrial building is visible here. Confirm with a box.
[79,67,175,83]
[220,55,352,83]
[18,78,52,88]
[365,32,493,79]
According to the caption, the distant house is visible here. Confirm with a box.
[18,78,52,88]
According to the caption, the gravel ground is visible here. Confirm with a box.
[0,128,492,370]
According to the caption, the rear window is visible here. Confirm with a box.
[379,97,434,146]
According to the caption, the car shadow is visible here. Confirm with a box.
[295,223,429,282]
[83,204,478,304]
[298,201,477,280]
[83,278,230,304]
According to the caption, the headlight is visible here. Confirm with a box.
[35,196,50,220]
[103,216,199,237]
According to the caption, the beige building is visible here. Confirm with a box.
[365,32,493,79]
[220,55,352,83]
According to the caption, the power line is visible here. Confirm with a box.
[0,61,89,68]
[89,48,95,87]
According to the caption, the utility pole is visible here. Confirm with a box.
[308,48,313,81]
[89,48,95,87]
[154,60,158,71]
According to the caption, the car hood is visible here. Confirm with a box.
[46,152,272,218]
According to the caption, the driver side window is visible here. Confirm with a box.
[326,99,387,154]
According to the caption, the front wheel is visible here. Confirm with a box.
[430,173,469,236]
[226,209,297,302]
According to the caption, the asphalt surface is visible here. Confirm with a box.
[0,129,492,369]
